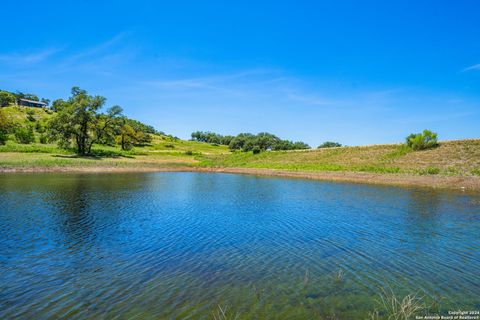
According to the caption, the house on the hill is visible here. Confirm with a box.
[16,98,47,108]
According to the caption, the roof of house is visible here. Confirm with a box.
[18,98,47,105]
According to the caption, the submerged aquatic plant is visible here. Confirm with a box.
[372,287,425,320]
[212,305,239,320]
[335,269,345,282]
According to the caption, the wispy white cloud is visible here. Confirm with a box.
[0,47,61,65]
[463,63,480,72]
[140,68,403,113]
[61,32,129,66]
[144,69,278,90]
[285,91,342,106]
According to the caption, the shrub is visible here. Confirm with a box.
[471,168,480,176]
[0,131,6,145]
[26,109,36,122]
[185,150,193,155]
[318,141,342,148]
[35,121,45,133]
[39,133,48,144]
[406,130,438,151]
[418,167,440,175]
[252,146,261,154]
[14,127,35,144]
[164,143,175,148]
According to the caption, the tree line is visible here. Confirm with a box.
[0,87,156,154]
[191,131,310,153]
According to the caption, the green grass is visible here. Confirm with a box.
[198,140,480,176]
[1,106,480,176]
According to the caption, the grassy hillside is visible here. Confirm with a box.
[200,140,480,176]
[1,106,479,178]
[0,105,228,169]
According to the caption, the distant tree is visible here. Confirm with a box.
[228,133,254,151]
[292,141,310,149]
[221,135,235,145]
[406,130,438,151]
[48,87,106,154]
[41,98,50,106]
[50,99,65,112]
[14,92,39,101]
[318,141,342,148]
[0,90,15,107]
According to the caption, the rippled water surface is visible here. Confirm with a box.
[1,172,479,319]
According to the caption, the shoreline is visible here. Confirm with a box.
[2,165,479,192]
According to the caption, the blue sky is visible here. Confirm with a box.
[1,1,479,146]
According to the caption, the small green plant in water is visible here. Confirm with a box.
[335,269,345,282]
[212,305,239,320]
[371,287,426,320]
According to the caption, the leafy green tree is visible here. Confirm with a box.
[48,87,106,154]
[14,92,39,101]
[318,141,342,148]
[0,109,11,144]
[41,98,50,106]
[14,127,35,144]
[0,90,15,107]
[117,122,137,150]
[406,130,438,151]
[228,133,254,151]
[292,141,310,149]
[90,105,124,149]
[50,99,64,112]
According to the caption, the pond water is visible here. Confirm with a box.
[0,172,479,319]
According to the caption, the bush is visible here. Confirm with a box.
[406,130,438,151]
[0,131,6,145]
[418,167,440,175]
[252,146,261,154]
[26,109,36,122]
[39,133,48,144]
[14,127,35,144]
[35,121,45,133]
[318,141,342,148]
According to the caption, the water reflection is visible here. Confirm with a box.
[0,172,479,319]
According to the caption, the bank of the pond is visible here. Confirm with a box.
[2,164,479,192]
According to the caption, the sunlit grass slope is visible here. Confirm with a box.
[0,106,479,177]
[199,140,480,177]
